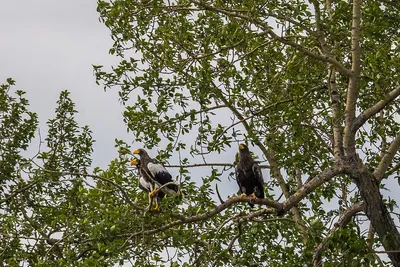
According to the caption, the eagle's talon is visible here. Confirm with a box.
[149,188,157,198]
[240,193,247,198]
[151,203,160,211]
[250,193,257,200]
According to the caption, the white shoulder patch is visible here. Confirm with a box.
[139,177,153,191]
[147,162,168,176]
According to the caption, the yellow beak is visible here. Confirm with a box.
[130,159,139,166]
[239,144,245,150]
[132,149,140,154]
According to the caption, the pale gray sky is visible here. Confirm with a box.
[0,0,129,168]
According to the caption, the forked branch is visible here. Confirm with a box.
[374,133,400,181]
[353,86,400,132]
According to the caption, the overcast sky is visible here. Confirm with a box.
[0,1,130,168]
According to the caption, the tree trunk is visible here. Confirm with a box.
[349,159,400,265]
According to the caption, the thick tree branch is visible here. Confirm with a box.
[119,164,342,242]
[329,67,344,160]
[352,86,400,132]
[283,164,342,211]
[348,160,400,266]
[121,196,279,239]
[312,202,364,267]
[343,0,362,156]
[374,133,400,181]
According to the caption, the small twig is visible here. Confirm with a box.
[227,223,242,251]
[215,184,225,204]
[0,181,38,204]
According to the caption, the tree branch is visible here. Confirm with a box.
[215,183,225,204]
[312,202,364,267]
[352,86,400,132]
[329,66,344,160]
[374,133,400,181]
[160,105,228,126]
[264,29,353,77]
[385,162,400,179]
[189,0,352,77]
[227,223,241,251]
[0,181,38,204]
[343,0,362,156]
[38,168,144,210]
[166,163,270,169]
[283,164,342,211]
[266,150,307,235]
[121,196,280,240]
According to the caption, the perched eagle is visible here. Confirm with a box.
[131,158,165,210]
[235,144,265,207]
[132,149,178,209]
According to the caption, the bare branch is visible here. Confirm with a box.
[313,202,364,267]
[353,86,400,132]
[374,133,400,181]
[373,250,400,254]
[152,181,179,196]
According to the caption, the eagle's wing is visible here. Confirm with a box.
[252,162,265,198]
